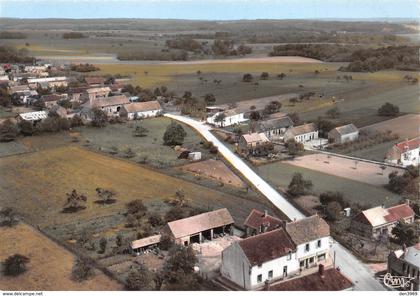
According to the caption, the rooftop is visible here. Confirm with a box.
[256,116,294,132]
[355,204,415,228]
[18,111,48,121]
[267,267,353,291]
[238,228,296,266]
[123,101,162,113]
[86,86,111,94]
[393,243,420,268]
[167,208,234,239]
[285,123,317,137]
[85,76,105,85]
[243,209,283,232]
[241,132,269,145]
[131,234,162,250]
[92,95,130,108]
[330,123,359,135]
[285,215,330,245]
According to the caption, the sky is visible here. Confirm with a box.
[0,0,418,20]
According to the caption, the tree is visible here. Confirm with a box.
[214,113,226,127]
[326,201,342,221]
[0,91,11,107]
[319,191,347,208]
[285,139,304,156]
[0,207,19,227]
[159,233,174,251]
[249,111,261,121]
[260,72,269,80]
[63,189,87,213]
[315,117,336,137]
[387,171,411,194]
[71,258,94,282]
[288,112,301,125]
[3,254,30,276]
[378,102,399,116]
[95,187,116,204]
[326,106,340,119]
[126,199,147,216]
[18,120,35,136]
[165,206,186,223]
[288,173,313,196]
[70,114,84,127]
[163,121,187,146]
[391,220,419,246]
[0,119,18,142]
[242,73,253,82]
[126,264,155,290]
[91,108,108,127]
[204,93,216,106]
[263,101,282,115]
[277,73,286,80]
[99,238,107,254]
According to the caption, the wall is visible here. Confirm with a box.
[127,109,161,120]
[221,243,250,289]
[295,236,330,266]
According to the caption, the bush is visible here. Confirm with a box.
[0,119,18,142]
[378,102,399,116]
[63,32,86,39]
[18,120,35,136]
[242,73,253,82]
[163,121,186,146]
[3,254,29,276]
[285,139,304,156]
[319,191,348,208]
[288,173,313,196]
[0,207,19,227]
[126,199,147,215]
[71,258,94,282]
[99,238,107,254]
[91,108,108,127]
[126,263,155,290]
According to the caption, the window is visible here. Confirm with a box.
[317,240,321,248]
[268,270,273,279]
[318,253,326,261]
[287,250,292,260]
[305,243,310,252]
[257,274,262,283]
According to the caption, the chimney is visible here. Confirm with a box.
[405,199,410,205]
[264,210,268,217]
[318,264,324,277]
[381,204,385,209]
[402,244,407,253]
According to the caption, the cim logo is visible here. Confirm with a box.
[380,273,415,289]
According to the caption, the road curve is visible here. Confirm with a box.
[165,113,386,291]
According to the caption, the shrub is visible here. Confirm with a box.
[71,258,94,282]
[378,102,399,116]
[287,173,313,196]
[163,121,186,146]
[3,254,29,276]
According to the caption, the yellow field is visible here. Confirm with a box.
[0,223,122,291]
[0,145,266,227]
[97,61,330,88]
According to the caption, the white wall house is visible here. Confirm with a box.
[328,123,359,144]
[206,110,247,127]
[221,215,331,290]
[386,137,420,167]
[120,101,163,120]
[284,123,318,143]
[221,228,298,290]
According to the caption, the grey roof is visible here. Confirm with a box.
[285,215,330,245]
[330,124,358,136]
[256,116,294,132]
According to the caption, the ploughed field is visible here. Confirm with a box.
[0,223,122,291]
[0,145,283,228]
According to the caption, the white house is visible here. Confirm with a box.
[386,137,420,167]
[207,109,247,127]
[221,228,298,290]
[328,123,359,144]
[285,215,330,270]
[284,123,318,143]
[91,95,130,117]
[17,111,48,123]
[27,76,68,89]
[120,100,162,120]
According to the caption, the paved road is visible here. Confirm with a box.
[165,113,386,291]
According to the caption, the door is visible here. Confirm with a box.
[283,266,288,278]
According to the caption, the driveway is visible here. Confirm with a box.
[165,113,386,291]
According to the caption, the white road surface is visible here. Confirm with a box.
[165,113,386,291]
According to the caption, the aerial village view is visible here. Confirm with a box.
[0,0,419,294]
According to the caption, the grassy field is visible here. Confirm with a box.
[76,117,208,168]
[256,162,401,207]
[0,145,282,228]
[0,223,122,291]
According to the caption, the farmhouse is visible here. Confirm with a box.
[284,123,318,143]
[243,209,283,237]
[266,266,353,291]
[91,95,130,116]
[237,132,271,156]
[350,203,415,239]
[41,94,68,108]
[27,76,68,89]
[87,87,111,102]
[388,243,419,291]
[256,116,294,140]
[328,123,359,144]
[285,215,330,270]
[221,215,331,290]
[131,234,162,254]
[120,101,162,120]
[68,86,90,102]
[386,137,420,167]
[85,76,105,86]
[206,109,247,127]
[166,208,234,246]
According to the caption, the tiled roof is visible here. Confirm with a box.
[285,215,330,245]
[123,101,162,113]
[131,234,161,249]
[285,123,317,137]
[241,133,269,144]
[238,228,296,266]
[85,77,105,85]
[356,204,415,227]
[86,87,111,94]
[167,208,234,239]
[330,123,358,135]
[92,95,129,108]
[267,268,353,291]
[256,116,294,132]
[243,209,283,232]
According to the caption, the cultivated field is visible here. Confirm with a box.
[283,154,404,186]
[256,162,401,207]
[0,145,282,228]
[361,113,420,139]
[0,223,121,291]
[181,159,246,188]
[76,117,207,168]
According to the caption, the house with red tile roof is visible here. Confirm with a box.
[386,137,420,167]
[243,209,284,237]
[350,202,415,239]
